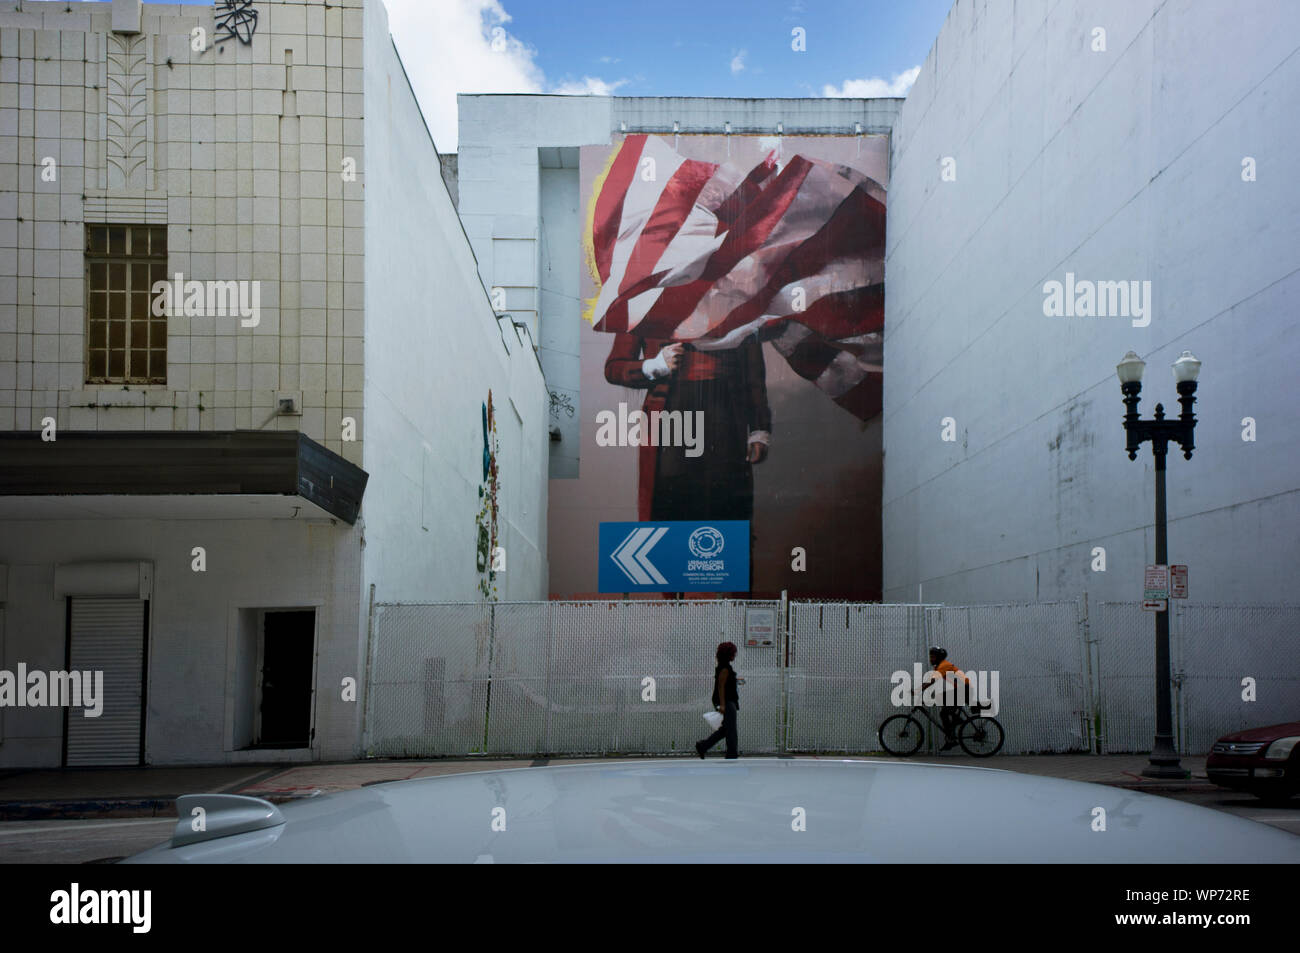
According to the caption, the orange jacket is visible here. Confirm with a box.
[934,660,971,687]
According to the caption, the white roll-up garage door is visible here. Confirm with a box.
[65,598,146,766]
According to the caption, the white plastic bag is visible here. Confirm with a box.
[703,711,723,731]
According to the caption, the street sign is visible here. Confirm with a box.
[598,520,750,593]
[745,606,776,646]
[1170,564,1188,599]
[1141,599,1167,612]
[1144,564,1169,600]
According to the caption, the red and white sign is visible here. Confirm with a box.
[745,607,776,646]
[1141,599,1167,612]
[1170,565,1188,599]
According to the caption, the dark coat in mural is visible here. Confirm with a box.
[604,332,770,523]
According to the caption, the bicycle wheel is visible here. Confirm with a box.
[958,716,1004,757]
[879,714,926,756]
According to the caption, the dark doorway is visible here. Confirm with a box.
[257,610,315,748]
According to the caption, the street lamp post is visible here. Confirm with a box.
[1116,349,1201,779]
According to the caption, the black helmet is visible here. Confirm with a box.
[929,646,947,662]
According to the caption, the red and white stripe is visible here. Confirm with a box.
[588,134,886,420]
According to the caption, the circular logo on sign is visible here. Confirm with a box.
[688,526,725,559]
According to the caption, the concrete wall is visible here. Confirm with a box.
[439,153,458,210]
[883,0,1300,604]
[0,0,367,466]
[0,514,362,767]
[458,95,612,425]
[538,163,580,477]
[361,2,548,604]
[459,95,903,484]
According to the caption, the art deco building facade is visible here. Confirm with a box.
[0,0,548,767]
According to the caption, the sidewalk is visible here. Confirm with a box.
[0,753,1215,820]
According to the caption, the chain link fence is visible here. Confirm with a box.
[1091,601,1300,753]
[1174,603,1300,754]
[1093,601,1160,753]
[923,602,1090,755]
[785,603,927,753]
[363,598,1300,758]
[364,600,781,757]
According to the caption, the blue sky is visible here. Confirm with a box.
[93,0,954,150]
[470,0,950,99]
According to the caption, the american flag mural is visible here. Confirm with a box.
[584,134,886,420]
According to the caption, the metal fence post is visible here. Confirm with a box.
[614,600,627,754]
[779,590,789,752]
[1076,595,1086,748]
[543,600,553,754]
[482,602,496,754]
[360,583,376,755]
[1172,600,1185,753]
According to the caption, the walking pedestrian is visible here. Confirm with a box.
[696,641,740,759]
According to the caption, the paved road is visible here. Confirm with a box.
[0,789,1293,864]
[0,817,174,864]
[1163,790,1300,836]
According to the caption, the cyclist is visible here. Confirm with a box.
[921,646,972,750]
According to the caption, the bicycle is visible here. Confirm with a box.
[878,701,1005,757]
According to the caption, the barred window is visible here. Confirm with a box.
[85,224,168,384]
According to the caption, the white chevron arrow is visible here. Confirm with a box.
[611,526,669,585]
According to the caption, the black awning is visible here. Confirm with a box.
[0,431,369,524]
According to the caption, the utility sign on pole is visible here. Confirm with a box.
[1170,564,1188,599]
[1144,564,1169,600]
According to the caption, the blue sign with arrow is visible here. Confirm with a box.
[598,520,750,593]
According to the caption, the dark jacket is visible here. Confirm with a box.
[605,333,771,521]
[712,662,740,710]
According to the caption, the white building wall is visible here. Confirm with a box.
[0,0,367,466]
[458,94,611,483]
[0,0,373,767]
[0,0,547,769]
[361,2,548,604]
[538,163,580,476]
[0,515,362,767]
[883,0,1300,604]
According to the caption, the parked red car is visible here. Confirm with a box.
[1206,721,1300,802]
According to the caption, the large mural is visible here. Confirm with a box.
[551,133,889,600]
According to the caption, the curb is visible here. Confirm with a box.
[0,798,177,821]
[1104,781,1219,794]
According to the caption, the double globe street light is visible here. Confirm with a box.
[1116,348,1201,778]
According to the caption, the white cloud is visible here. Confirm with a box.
[381,0,625,152]
[822,66,921,98]
[551,76,630,96]
[730,49,747,74]
[382,0,541,152]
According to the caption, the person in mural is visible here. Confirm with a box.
[604,332,770,523]
[586,135,887,539]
